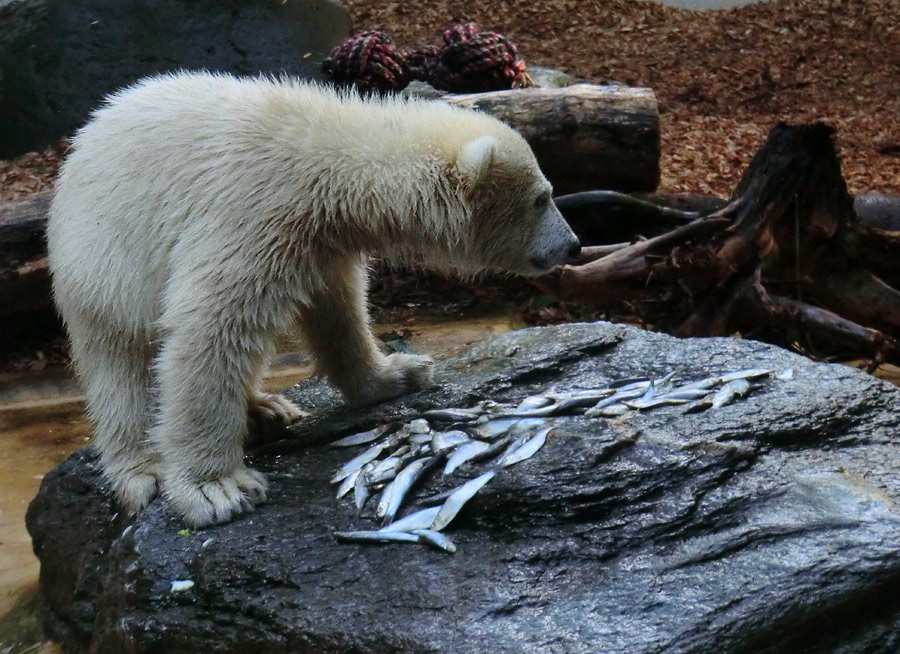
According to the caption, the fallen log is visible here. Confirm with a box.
[0,191,52,317]
[446,84,660,194]
[540,123,900,367]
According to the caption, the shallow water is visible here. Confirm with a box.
[0,311,522,652]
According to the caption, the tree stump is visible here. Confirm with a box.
[541,123,900,366]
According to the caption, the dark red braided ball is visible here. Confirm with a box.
[403,45,442,85]
[442,22,480,45]
[322,30,409,94]
[430,22,532,93]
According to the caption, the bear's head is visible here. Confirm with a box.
[452,130,581,277]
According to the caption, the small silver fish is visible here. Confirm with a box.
[775,368,794,380]
[380,506,441,533]
[420,408,483,423]
[515,395,554,412]
[383,425,412,450]
[661,387,717,400]
[380,457,432,526]
[611,372,675,393]
[354,465,371,511]
[474,417,545,439]
[674,376,722,391]
[508,418,547,434]
[334,530,421,544]
[637,379,656,403]
[496,403,561,418]
[584,386,649,416]
[545,394,613,415]
[415,488,457,507]
[628,397,693,409]
[565,388,617,399]
[368,467,398,486]
[683,397,714,414]
[387,444,411,459]
[336,468,361,499]
[368,456,400,481]
[431,471,495,531]
[609,376,651,389]
[711,383,737,408]
[444,440,491,475]
[720,368,773,383]
[408,419,431,434]
[431,430,470,452]
[473,418,526,438]
[497,433,529,462]
[469,434,514,463]
[411,529,457,553]
[730,378,751,395]
[330,442,386,484]
[590,403,631,417]
[409,433,432,445]
[330,424,393,448]
[499,427,552,467]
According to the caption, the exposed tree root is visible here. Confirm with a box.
[544,123,900,366]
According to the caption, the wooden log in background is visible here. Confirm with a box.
[446,84,660,194]
[0,191,51,318]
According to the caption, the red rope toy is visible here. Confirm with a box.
[322,22,533,94]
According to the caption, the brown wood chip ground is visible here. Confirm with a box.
[2,0,898,202]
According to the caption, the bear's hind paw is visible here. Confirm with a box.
[387,352,434,391]
[250,391,307,425]
[346,353,435,407]
[167,466,268,528]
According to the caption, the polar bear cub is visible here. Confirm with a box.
[47,72,580,527]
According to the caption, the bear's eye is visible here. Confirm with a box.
[533,192,550,211]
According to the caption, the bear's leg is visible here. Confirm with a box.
[67,314,161,514]
[300,261,434,406]
[151,319,270,527]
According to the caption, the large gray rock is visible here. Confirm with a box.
[0,0,351,158]
[26,323,900,653]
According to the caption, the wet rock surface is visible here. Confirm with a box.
[0,0,351,157]
[26,322,900,653]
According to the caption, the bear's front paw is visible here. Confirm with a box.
[166,466,268,528]
[347,353,435,407]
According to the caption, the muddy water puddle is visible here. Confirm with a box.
[0,311,522,652]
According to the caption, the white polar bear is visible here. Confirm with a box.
[47,71,580,527]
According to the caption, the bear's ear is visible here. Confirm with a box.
[455,135,497,186]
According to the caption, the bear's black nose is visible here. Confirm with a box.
[566,240,582,262]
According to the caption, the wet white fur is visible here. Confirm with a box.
[48,71,577,527]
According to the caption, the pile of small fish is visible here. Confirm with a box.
[330,366,792,553]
